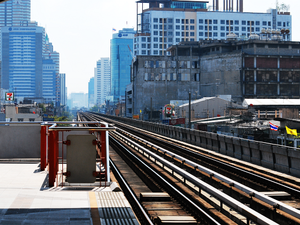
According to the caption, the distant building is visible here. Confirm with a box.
[59,73,66,106]
[68,93,88,109]
[127,39,300,120]
[42,59,56,103]
[110,28,135,103]
[88,77,95,108]
[134,0,291,56]
[1,26,45,102]
[94,58,110,105]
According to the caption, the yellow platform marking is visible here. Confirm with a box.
[89,192,101,225]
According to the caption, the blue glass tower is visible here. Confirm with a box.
[1,26,44,99]
[110,28,135,103]
[42,59,56,103]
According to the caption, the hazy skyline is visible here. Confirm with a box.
[31,0,300,95]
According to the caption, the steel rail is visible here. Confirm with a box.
[113,130,280,225]
[110,135,222,225]
[116,127,300,220]
[109,158,154,225]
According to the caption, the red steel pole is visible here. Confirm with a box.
[49,130,58,187]
[40,125,47,171]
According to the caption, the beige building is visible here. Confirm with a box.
[5,104,42,122]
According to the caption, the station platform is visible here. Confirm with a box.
[0,160,139,225]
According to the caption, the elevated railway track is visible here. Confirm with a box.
[78,111,300,225]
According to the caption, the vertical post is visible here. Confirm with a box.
[150,97,152,122]
[189,92,191,129]
[49,130,58,187]
[40,125,47,171]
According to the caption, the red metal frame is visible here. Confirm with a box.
[48,130,58,187]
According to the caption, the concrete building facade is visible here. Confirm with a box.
[88,77,94,108]
[135,0,291,56]
[127,39,300,120]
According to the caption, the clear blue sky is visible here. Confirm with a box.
[31,0,300,95]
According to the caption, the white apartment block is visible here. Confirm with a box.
[135,0,292,56]
[94,58,111,105]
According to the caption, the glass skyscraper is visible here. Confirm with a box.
[1,26,44,99]
[110,28,135,103]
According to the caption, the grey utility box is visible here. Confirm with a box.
[67,135,97,183]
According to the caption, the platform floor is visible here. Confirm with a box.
[0,162,139,225]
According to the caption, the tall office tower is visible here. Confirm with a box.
[88,77,94,108]
[1,26,44,100]
[58,73,66,106]
[110,28,135,103]
[94,58,111,105]
[42,59,56,103]
[135,0,292,56]
[0,0,34,27]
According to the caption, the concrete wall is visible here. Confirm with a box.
[200,52,243,102]
[103,114,300,177]
[0,125,41,158]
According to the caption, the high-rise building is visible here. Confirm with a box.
[94,58,110,105]
[135,0,292,56]
[0,0,33,27]
[58,73,66,106]
[1,26,44,101]
[110,28,135,103]
[88,77,94,108]
[42,59,56,103]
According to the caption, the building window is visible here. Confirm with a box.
[168,31,173,36]
[235,27,239,31]
[235,20,239,25]
[256,21,260,26]
[221,20,225,24]
[168,18,173,23]
[142,44,146,48]
[190,25,195,30]
[153,18,158,22]
[181,19,185,24]
[153,50,158,55]
[154,44,158,48]
[176,25,180,30]
[168,37,172,42]
[153,37,158,42]
[190,38,194,41]
[181,32,185,36]
[186,25,189,30]
[186,19,189,24]
[199,19,203,24]
[199,25,203,30]
[199,32,203,36]
[277,21,282,26]
[262,21,267,26]
[181,25,184,30]
[213,26,218,30]
[220,26,225,31]
[186,32,189,37]
[221,33,225,37]
[268,21,271,26]
[190,19,195,24]
[176,38,180,42]
[287,22,290,27]
[205,19,212,24]
[213,19,218,24]
[242,20,246,25]
[176,18,180,23]
[213,32,218,37]
[154,24,158,29]
[154,31,158,35]
[255,27,260,32]
[168,25,173,29]
[176,32,180,36]
[205,26,212,31]
[283,22,286,27]
[190,32,194,36]
[141,37,146,42]
[242,27,246,31]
